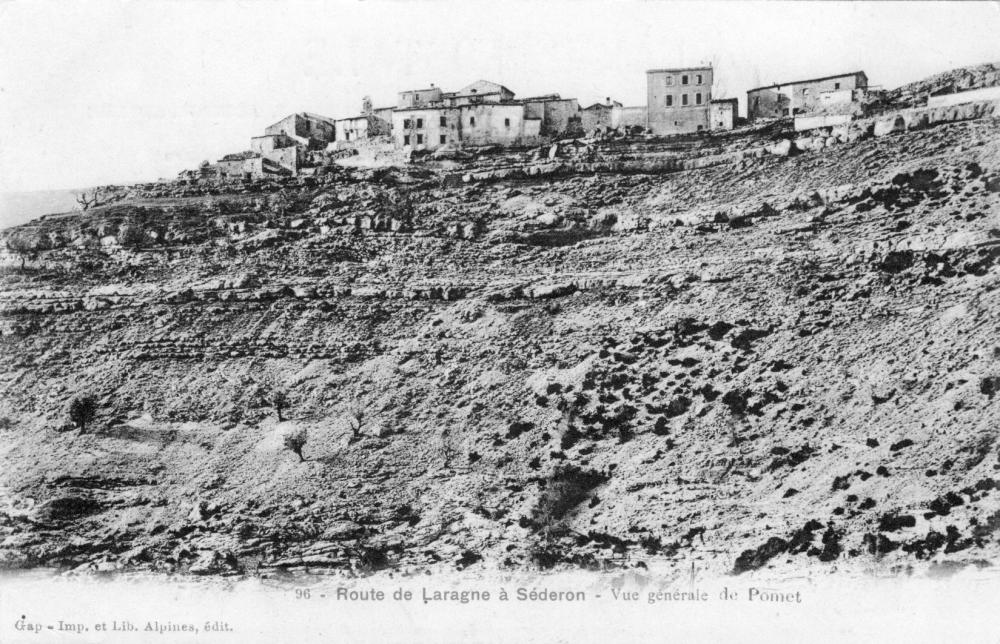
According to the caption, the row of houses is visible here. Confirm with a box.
[198,65,876,180]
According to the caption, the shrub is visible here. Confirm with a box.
[271,389,289,421]
[68,395,98,433]
[347,401,365,440]
[531,466,608,530]
[283,427,307,461]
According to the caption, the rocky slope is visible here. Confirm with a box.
[888,61,1000,108]
[1,96,999,580]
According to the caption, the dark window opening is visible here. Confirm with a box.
[439,116,447,126]
[696,74,703,84]
[696,92,702,105]
[470,116,476,126]
[417,134,423,144]
[416,118,424,128]
[404,134,410,145]
[504,118,510,127]
[834,82,841,90]
[440,135,446,144]
[666,95,673,107]
[403,119,411,128]
[682,94,689,106]
[682,75,689,85]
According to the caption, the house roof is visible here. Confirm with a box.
[747,71,867,94]
[219,151,259,162]
[647,66,712,74]
[336,114,382,123]
[300,112,336,125]
[518,94,564,102]
[458,80,515,96]
[446,91,503,100]
[392,105,455,114]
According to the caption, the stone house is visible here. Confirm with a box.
[215,152,292,180]
[581,99,624,133]
[397,86,445,109]
[334,114,392,145]
[264,112,336,149]
[390,80,580,150]
[520,95,582,137]
[747,71,868,121]
[709,98,738,130]
[392,102,542,150]
[250,133,294,154]
[646,66,714,135]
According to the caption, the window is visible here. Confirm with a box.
[803,88,810,96]
[696,74,703,84]
[470,116,476,126]
[404,135,410,145]
[696,92,702,105]
[439,116,447,126]
[682,75,689,85]
[665,76,674,86]
[682,94,689,106]
[666,95,673,107]
[440,135,446,144]
[697,125,704,131]
[834,82,841,90]
[416,118,424,128]
[403,119,412,128]
[417,134,423,144]
[504,118,510,127]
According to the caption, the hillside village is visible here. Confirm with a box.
[179,63,1000,183]
[1,61,999,579]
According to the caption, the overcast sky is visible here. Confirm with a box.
[1,0,999,194]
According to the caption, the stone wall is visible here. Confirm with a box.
[927,86,1000,108]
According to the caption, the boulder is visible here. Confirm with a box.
[768,139,793,156]
[874,115,906,137]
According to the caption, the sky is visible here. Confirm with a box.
[1,0,999,196]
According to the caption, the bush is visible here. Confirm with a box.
[347,402,365,440]
[68,395,98,433]
[283,427,307,461]
[532,466,608,530]
[271,389,289,421]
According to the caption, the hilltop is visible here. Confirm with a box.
[0,72,999,579]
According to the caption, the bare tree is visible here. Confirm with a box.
[76,188,109,212]
[347,401,365,440]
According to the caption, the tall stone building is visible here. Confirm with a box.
[646,66,713,135]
